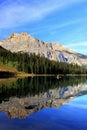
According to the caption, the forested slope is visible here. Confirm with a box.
[0,46,87,74]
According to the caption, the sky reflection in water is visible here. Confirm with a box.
[0,94,87,130]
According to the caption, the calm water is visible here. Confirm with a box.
[0,76,87,130]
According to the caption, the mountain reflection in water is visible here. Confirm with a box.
[0,76,87,118]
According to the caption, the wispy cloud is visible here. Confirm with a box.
[67,41,87,47]
[69,103,87,109]
[66,41,87,54]
[30,18,85,36]
[0,0,86,29]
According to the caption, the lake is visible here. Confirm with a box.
[0,76,87,130]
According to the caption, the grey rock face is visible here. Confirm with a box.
[1,32,87,66]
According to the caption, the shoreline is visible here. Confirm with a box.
[0,70,87,78]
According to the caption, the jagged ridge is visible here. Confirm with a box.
[0,32,87,66]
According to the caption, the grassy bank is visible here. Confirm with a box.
[0,64,87,78]
[0,65,36,78]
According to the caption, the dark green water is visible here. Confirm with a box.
[0,76,87,130]
[0,71,14,78]
[0,76,86,100]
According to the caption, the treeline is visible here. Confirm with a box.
[0,46,87,74]
[0,76,87,101]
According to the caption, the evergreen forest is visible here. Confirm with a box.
[0,46,87,74]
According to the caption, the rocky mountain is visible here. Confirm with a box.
[0,32,87,66]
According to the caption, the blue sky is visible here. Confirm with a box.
[0,0,87,55]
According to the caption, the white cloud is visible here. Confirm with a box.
[66,41,87,55]
[67,41,87,47]
[69,103,87,109]
[26,17,86,37]
[0,0,86,29]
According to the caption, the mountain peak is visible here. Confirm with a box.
[0,32,87,66]
[6,32,36,44]
[20,32,29,36]
[8,32,29,39]
[8,33,18,39]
